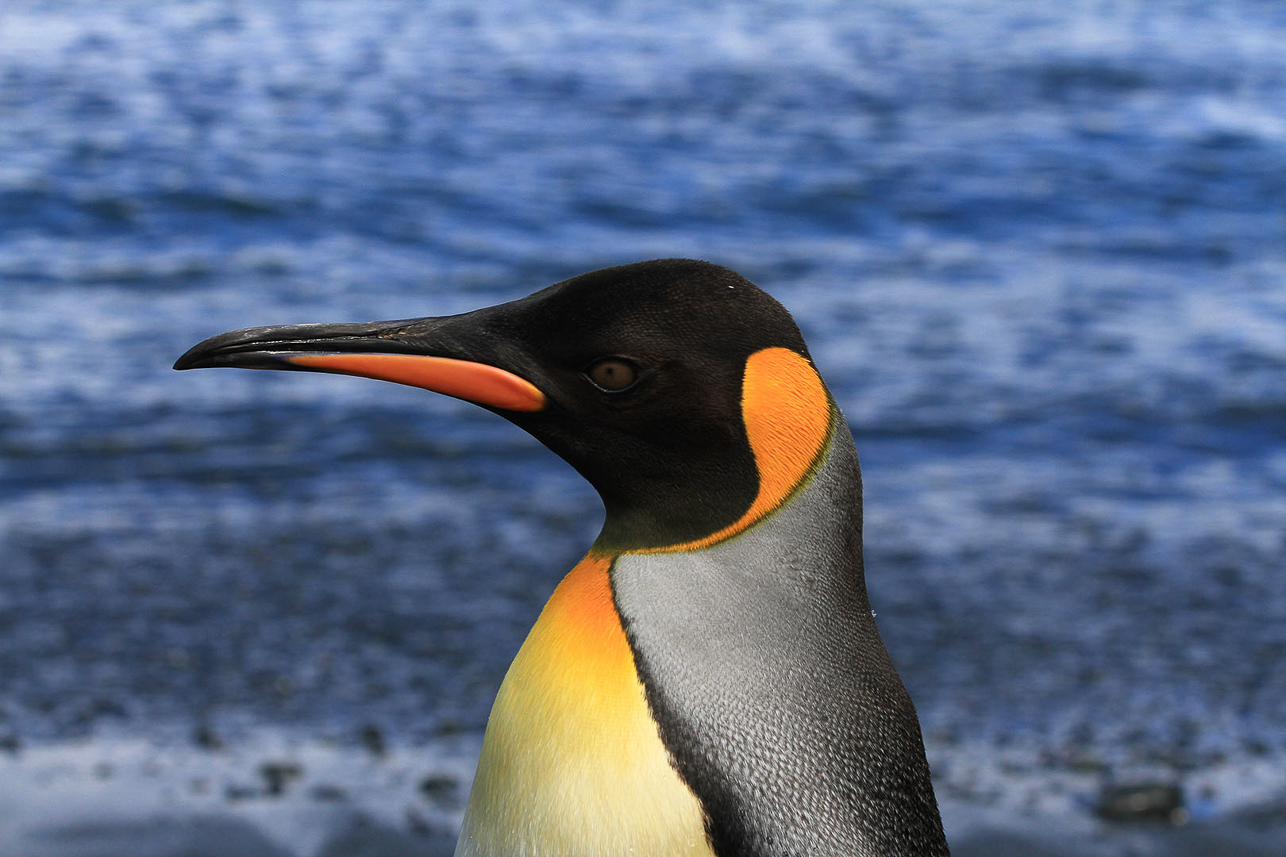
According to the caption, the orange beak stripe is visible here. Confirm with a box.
[284,353,547,412]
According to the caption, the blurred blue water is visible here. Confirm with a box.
[2,0,1285,797]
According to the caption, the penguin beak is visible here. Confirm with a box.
[173,316,548,413]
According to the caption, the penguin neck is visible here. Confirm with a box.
[611,427,949,857]
[589,455,760,553]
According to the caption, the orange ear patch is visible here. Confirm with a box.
[649,346,833,553]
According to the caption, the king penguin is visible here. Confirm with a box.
[175,259,950,857]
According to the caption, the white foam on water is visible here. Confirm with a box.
[0,732,479,857]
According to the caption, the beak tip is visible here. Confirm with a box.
[174,342,221,371]
[174,331,232,371]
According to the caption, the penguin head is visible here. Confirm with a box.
[175,259,834,550]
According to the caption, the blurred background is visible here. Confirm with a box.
[2,1,1284,855]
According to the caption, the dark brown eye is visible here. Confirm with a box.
[585,358,640,392]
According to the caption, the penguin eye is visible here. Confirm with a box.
[584,358,640,392]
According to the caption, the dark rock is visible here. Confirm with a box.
[405,808,432,835]
[359,724,386,756]
[258,761,303,797]
[1097,782,1186,824]
[418,774,458,803]
[74,697,127,724]
[1244,740,1270,757]
[194,723,225,751]
[435,720,463,737]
